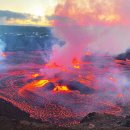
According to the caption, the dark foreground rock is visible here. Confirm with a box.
[72,112,130,130]
[0,116,72,130]
[0,99,71,130]
[0,98,42,122]
[1,99,130,130]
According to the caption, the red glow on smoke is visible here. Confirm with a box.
[85,51,92,56]
[1,52,6,58]
[109,77,117,83]
[72,58,80,69]
[1,0,130,127]
[53,0,121,27]
[45,62,60,68]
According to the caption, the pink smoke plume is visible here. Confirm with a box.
[48,0,130,66]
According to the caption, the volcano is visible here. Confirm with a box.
[0,23,130,130]
[0,48,130,126]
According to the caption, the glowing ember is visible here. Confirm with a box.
[53,85,71,92]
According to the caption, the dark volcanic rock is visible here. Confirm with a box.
[0,116,72,130]
[0,98,72,130]
[67,81,94,94]
[116,49,130,60]
[80,112,99,123]
[43,82,55,91]
[71,112,130,130]
[1,99,130,130]
[57,80,94,94]
[0,98,41,122]
[122,116,130,127]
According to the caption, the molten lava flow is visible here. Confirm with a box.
[19,79,49,95]
[53,85,71,92]
[34,80,49,88]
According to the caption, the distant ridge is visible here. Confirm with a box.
[0,25,51,34]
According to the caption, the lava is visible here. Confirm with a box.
[19,79,50,95]
[53,85,71,92]
[0,53,130,126]
[1,0,130,127]
[32,73,40,78]
[34,80,49,88]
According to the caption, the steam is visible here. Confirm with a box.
[48,0,130,66]
[0,39,6,61]
[1,0,130,125]
[43,0,130,110]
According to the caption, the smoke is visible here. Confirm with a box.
[42,0,130,114]
[0,39,6,61]
[1,0,130,125]
[0,39,7,71]
[47,0,130,66]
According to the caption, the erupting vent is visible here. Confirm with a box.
[53,85,70,92]
[1,0,130,127]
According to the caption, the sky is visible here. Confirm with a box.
[0,0,58,26]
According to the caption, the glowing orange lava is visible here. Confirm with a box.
[73,65,80,69]
[53,85,71,92]
[19,80,49,95]
[32,73,40,78]
[34,80,49,88]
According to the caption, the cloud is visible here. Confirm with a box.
[0,10,30,20]
[0,10,44,26]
